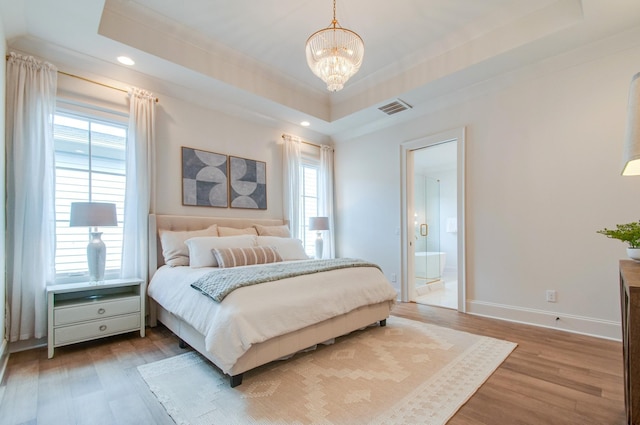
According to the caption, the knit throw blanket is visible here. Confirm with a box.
[191,258,381,302]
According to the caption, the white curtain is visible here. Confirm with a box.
[282,134,302,239]
[318,145,335,258]
[6,53,57,341]
[121,88,156,281]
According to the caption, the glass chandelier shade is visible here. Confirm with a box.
[305,0,364,92]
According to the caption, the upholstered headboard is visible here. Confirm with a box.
[148,214,285,278]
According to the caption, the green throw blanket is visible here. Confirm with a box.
[191,258,381,302]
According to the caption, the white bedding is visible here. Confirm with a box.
[148,261,397,374]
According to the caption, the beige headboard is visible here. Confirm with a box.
[148,214,285,278]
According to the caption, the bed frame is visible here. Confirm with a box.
[147,214,391,387]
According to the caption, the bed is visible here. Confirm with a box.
[147,214,397,387]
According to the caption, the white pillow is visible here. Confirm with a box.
[159,224,218,267]
[254,224,291,238]
[185,235,257,268]
[256,236,309,261]
[217,226,258,237]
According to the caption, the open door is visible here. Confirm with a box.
[401,128,465,311]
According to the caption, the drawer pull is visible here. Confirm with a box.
[99,325,107,331]
[97,308,106,314]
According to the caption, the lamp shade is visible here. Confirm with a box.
[69,202,117,227]
[309,216,330,231]
[622,71,640,176]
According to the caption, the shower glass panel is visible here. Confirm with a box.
[414,176,441,284]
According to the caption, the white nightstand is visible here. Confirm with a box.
[47,278,146,358]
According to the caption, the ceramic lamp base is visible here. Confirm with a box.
[315,233,324,259]
[87,232,107,282]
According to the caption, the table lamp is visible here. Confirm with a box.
[70,202,117,282]
[309,217,329,259]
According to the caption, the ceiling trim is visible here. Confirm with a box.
[98,0,331,121]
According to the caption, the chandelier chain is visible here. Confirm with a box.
[332,0,337,28]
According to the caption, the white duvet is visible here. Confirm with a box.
[147,260,397,373]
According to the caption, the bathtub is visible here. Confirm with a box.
[415,251,446,279]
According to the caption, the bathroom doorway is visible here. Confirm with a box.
[413,145,456,308]
[400,128,465,311]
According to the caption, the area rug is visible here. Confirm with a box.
[138,316,516,425]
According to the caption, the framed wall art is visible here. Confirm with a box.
[229,156,267,209]
[182,147,228,207]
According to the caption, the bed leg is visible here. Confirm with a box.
[379,319,387,327]
[148,298,158,327]
[230,374,243,388]
[178,338,188,349]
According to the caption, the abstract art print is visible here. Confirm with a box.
[229,156,267,209]
[182,147,228,207]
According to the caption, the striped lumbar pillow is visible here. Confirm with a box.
[212,246,283,268]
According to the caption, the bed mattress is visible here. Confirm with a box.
[148,261,397,374]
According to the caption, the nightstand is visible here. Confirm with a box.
[47,278,145,358]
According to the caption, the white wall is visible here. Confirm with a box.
[335,38,640,339]
[154,94,285,218]
[335,136,401,288]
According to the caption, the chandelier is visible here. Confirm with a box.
[305,0,364,92]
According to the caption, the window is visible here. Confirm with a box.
[53,109,127,282]
[300,161,319,257]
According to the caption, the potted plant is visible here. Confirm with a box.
[597,221,640,260]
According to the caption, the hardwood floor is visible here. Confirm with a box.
[0,302,625,425]
[393,303,625,425]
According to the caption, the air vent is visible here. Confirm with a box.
[378,99,413,116]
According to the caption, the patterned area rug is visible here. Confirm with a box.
[138,316,516,425]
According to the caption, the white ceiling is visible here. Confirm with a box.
[2,0,640,140]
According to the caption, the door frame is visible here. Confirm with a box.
[400,127,466,311]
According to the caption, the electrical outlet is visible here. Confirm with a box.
[390,273,397,283]
[546,290,557,303]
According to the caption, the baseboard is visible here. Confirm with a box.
[0,338,9,387]
[8,337,46,353]
[465,300,621,341]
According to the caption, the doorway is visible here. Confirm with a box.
[413,144,456,308]
[400,128,465,311]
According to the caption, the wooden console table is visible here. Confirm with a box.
[619,260,640,425]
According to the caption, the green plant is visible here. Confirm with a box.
[597,221,640,248]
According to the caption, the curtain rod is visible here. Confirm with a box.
[6,55,159,103]
[58,70,159,103]
[281,134,325,149]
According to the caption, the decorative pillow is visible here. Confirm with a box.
[217,226,259,237]
[254,224,291,238]
[212,246,283,268]
[256,236,309,261]
[159,224,218,266]
[185,235,257,268]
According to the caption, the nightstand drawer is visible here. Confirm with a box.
[54,296,140,326]
[53,313,141,346]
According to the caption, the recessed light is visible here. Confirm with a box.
[117,56,135,66]
[300,121,310,127]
